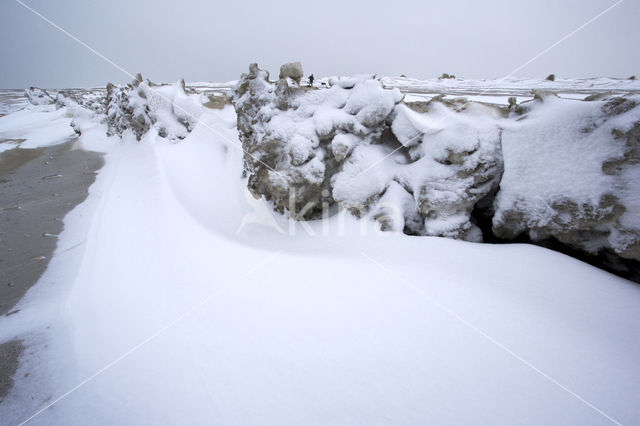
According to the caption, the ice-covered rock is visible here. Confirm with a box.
[327,99,503,240]
[105,79,153,140]
[231,63,404,219]
[279,62,304,85]
[26,86,107,117]
[493,94,640,261]
[105,74,204,141]
[389,102,503,240]
[25,87,55,105]
[232,64,639,255]
[230,63,503,240]
[55,89,106,114]
[20,69,637,276]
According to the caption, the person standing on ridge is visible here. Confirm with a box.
[308,74,314,87]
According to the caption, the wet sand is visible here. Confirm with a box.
[0,340,23,402]
[0,140,103,402]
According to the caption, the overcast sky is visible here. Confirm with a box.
[1,0,638,88]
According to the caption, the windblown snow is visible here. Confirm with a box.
[0,69,639,425]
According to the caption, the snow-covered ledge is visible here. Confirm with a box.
[230,63,640,264]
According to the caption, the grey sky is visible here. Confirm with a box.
[1,0,638,88]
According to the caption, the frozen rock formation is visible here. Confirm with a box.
[231,63,639,259]
[231,63,405,220]
[105,78,153,140]
[27,65,636,267]
[26,86,107,117]
[385,102,503,240]
[54,89,106,114]
[230,63,503,240]
[493,93,640,261]
[329,98,503,241]
[25,87,55,105]
[279,62,304,85]
[105,74,203,141]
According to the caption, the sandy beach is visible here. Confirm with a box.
[0,139,102,402]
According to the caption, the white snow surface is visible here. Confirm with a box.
[181,75,640,106]
[0,105,76,149]
[0,90,29,116]
[500,96,622,201]
[387,75,640,107]
[495,94,640,252]
[381,75,640,95]
[0,89,640,425]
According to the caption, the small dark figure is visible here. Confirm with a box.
[308,74,314,87]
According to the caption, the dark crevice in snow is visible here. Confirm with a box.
[535,238,640,283]
[470,190,640,283]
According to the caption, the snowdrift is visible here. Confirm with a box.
[23,66,640,267]
[3,70,640,425]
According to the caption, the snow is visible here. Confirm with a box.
[312,105,362,137]
[387,102,502,240]
[330,133,358,161]
[392,104,443,148]
[343,79,403,124]
[1,84,640,425]
[382,75,640,106]
[231,67,506,239]
[24,87,54,106]
[381,75,640,95]
[402,93,535,106]
[0,90,29,116]
[494,94,640,252]
[331,143,394,207]
[104,78,206,142]
[108,76,639,107]
[231,68,407,220]
[0,140,20,153]
[0,105,76,149]
[499,96,619,202]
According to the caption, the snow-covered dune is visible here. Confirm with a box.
[1,76,640,425]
